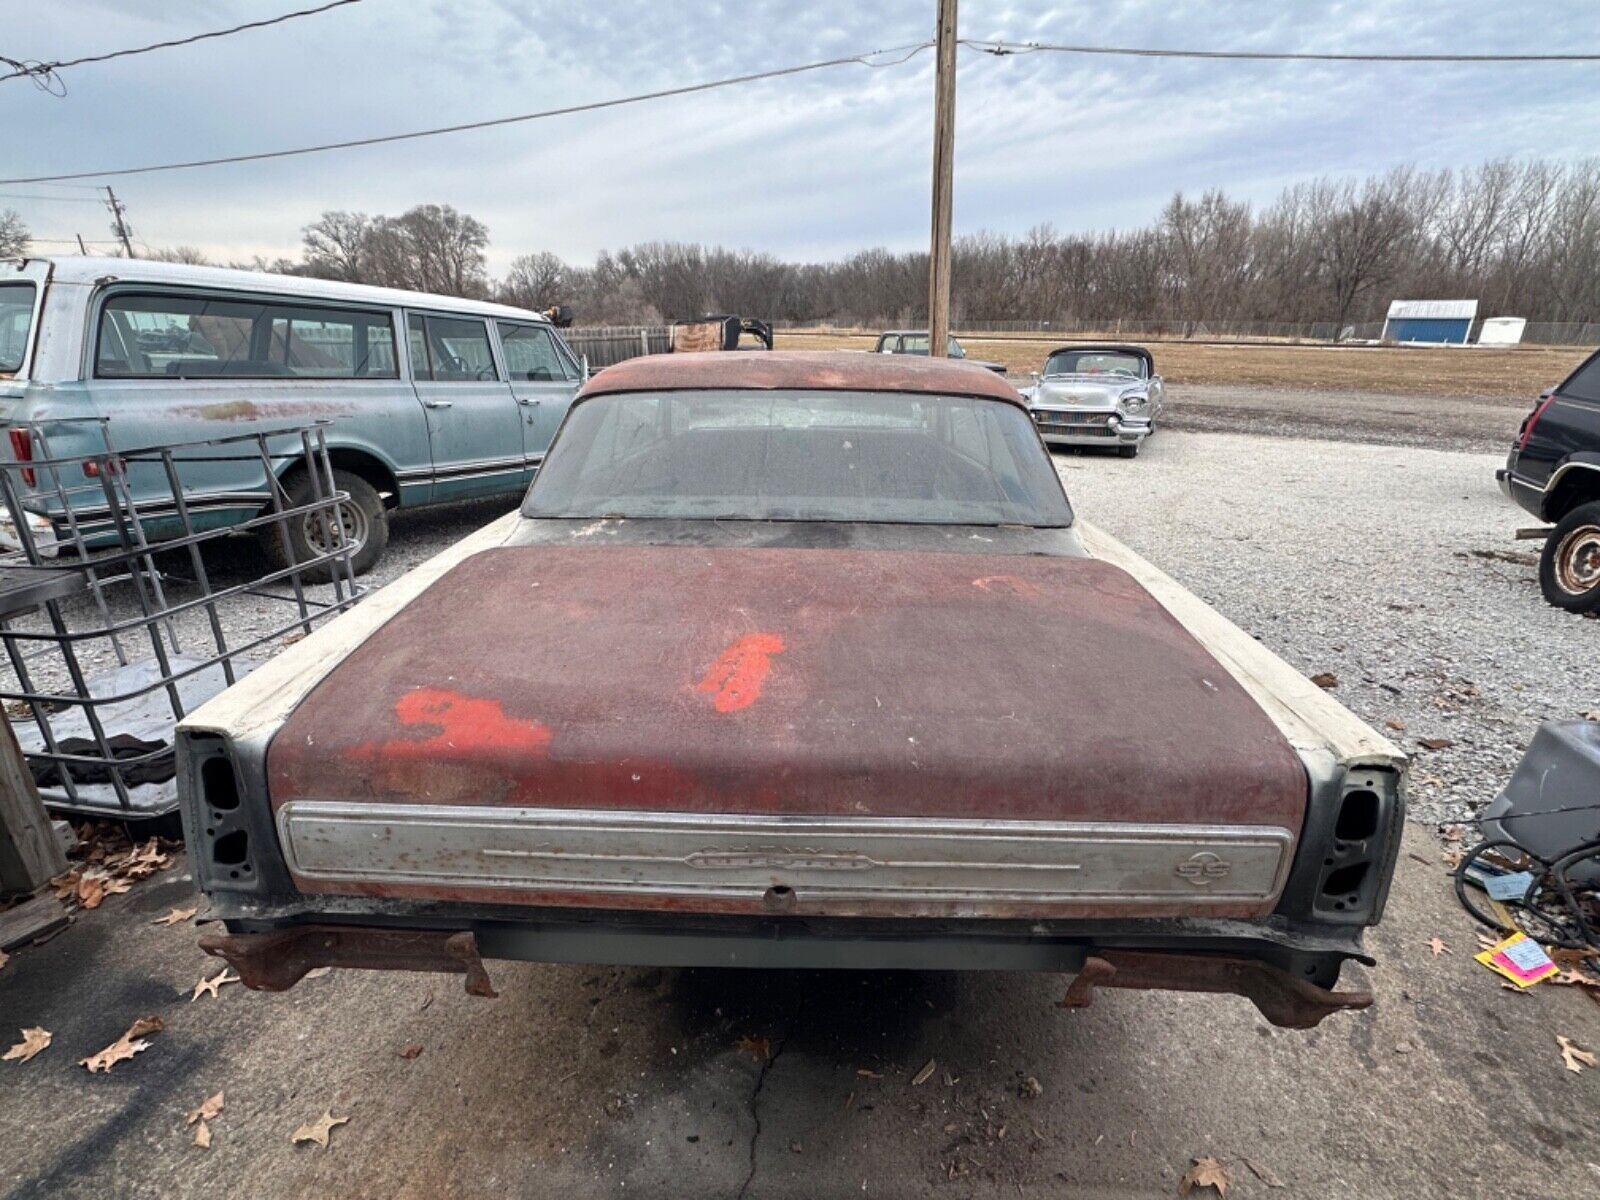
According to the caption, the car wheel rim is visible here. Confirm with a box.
[1555,524,1600,595]
[303,499,367,558]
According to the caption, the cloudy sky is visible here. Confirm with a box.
[4,1,1599,274]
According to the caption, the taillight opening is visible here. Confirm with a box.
[1517,394,1554,451]
[7,428,36,487]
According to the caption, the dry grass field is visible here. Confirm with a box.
[775,330,1589,400]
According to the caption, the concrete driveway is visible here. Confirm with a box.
[2,825,1596,1199]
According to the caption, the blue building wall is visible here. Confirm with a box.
[1385,317,1471,344]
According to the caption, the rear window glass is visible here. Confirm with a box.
[524,390,1072,527]
[96,293,398,379]
[1559,352,1600,404]
[0,282,34,374]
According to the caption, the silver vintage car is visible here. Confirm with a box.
[1019,344,1164,458]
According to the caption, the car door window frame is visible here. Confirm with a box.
[495,321,575,383]
[406,312,503,383]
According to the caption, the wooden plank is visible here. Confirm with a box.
[0,714,68,896]
[0,894,69,952]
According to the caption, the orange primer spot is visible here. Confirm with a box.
[696,633,785,713]
[348,687,552,763]
[972,574,1041,598]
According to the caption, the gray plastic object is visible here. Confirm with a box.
[1479,720,1600,886]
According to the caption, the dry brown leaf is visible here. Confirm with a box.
[291,1110,349,1149]
[152,906,198,927]
[193,1121,212,1149]
[51,870,81,902]
[0,949,9,972]
[1180,1155,1232,1197]
[1418,737,1455,751]
[3,1027,52,1064]
[735,1035,771,1062]
[1557,1035,1597,1074]
[191,969,240,1001]
[304,967,333,980]
[1018,1074,1043,1098]
[186,1091,225,1125]
[1383,718,1407,732]
[911,1058,936,1086]
[77,876,106,910]
[398,1043,423,1060]
[1243,1158,1285,1188]
[80,1015,162,1073]
[855,1068,882,1079]
[1310,673,1338,690]
[1426,936,1451,957]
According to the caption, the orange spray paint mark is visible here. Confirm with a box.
[972,574,1041,598]
[695,633,785,713]
[348,687,552,763]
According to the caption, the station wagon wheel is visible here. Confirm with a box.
[1540,500,1600,613]
[260,467,389,581]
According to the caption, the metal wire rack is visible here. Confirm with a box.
[0,418,362,819]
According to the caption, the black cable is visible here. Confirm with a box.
[962,37,1600,63]
[1455,836,1600,953]
[0,42,935,185]
[0,1,366,88]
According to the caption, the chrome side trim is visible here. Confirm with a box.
[277,802,1296,904]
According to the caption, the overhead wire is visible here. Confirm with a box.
[0,42,936,185]
[960,37,1600,63]
[0,0,365,90]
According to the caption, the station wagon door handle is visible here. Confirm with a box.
[516,397,541,407]
[422,399,454,409]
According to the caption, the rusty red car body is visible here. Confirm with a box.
[180,352,1405,1028]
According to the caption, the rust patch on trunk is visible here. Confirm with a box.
[972,574,1042,598]
[695,632,785,713]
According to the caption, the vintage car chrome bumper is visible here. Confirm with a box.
[1031,409,1150,447]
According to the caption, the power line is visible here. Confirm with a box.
[0,42,936,185]
[0,0,365,89]
[6,32,1598,185]
[0,191,106,203]
[961,37,1600,63]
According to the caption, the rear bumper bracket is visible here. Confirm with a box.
[1057,949,1372,1029]
[199,924,498,997]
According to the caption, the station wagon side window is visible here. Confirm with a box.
[497,322,573,382]
[0,282,35,374]
[95,292,398,379]
[406,313,500,382]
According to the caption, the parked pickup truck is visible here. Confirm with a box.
[180,352,1404,1029]
[1498,346,1600,612]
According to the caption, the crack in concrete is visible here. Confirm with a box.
[736,991,805,1200]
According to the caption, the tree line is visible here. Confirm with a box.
[8,157,1598,329]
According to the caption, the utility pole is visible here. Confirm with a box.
[927,0,957,357]
[104,186,135,257]
[75,234,87,255]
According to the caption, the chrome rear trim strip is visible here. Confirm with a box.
[277,802,1296,904]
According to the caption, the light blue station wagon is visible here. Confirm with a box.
[0,257,583,573]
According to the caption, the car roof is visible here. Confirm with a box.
[8,256,550,323]
[579,350,1026,407]
[1044,343,1153,360]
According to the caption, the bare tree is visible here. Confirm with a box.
[302,211,374,281]
[0,210,29,258]
[147,245,212,265]
[498,251,571,309]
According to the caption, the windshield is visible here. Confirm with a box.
[524,389,1071,527]
[898,335,965,359]
[0,283,35,374]
[1044,350,1146,379]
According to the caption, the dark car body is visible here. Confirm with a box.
[1498,348,1600,609]
[180,352,1403,1028]
[873,330,1006,374]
